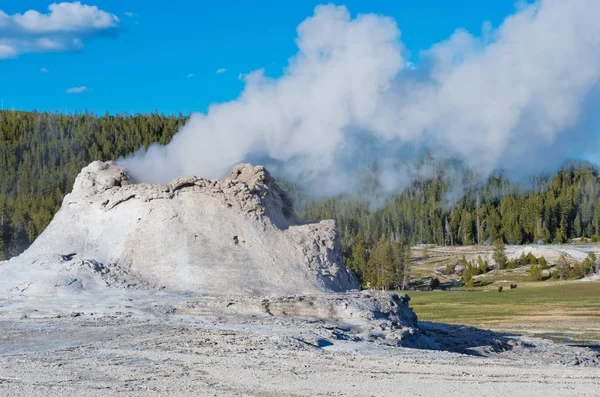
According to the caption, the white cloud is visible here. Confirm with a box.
[216,68,226,74]
[187,73,194,78]
[121,1,600,196]
[13,2,118,33]
[0,2,119,59]
[124,12,138,18]
[0,10,9,27]
[40,67,50,73]
[0,43,18,59]
[66,86,87,94]
[36,37,64,50]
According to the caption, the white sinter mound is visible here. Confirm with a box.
[0,162,598,397]
[0,161,358,297]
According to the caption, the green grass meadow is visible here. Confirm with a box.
[407,281,600,341]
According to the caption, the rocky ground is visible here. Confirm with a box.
[0,296,598,397]
[1,162,598,396]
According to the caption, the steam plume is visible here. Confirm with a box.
[120,1,600,194]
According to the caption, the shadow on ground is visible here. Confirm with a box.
[418,321,534,356]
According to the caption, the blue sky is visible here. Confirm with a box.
[0,1,519,115]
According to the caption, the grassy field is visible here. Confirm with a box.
[407,281,600,342]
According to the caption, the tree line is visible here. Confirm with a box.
[295,161,600,285]
[1,110,600,288]
[0,110,187,259]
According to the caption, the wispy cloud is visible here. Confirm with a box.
[0,2,119,59]
[124,12,138,18]
[66,86,87,94]
[40,67,50,73]
[216,68,226,74]
[187,73,194,79]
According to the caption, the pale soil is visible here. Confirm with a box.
[414,243,600,269]
[0,306,599,397]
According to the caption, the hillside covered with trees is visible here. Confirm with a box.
[0,110,188,259]
[1,110,600,288]
[296,162,600,286]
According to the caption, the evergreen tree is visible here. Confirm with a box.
[574,214,582,237]
[492,240,508,270]
[393,241,411,290]
[462,262,475,287]
[556,254,571,280]
[537,256,548,269]
[529,264,543,281]
[476,255,488,274]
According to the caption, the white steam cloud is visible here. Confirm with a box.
[121,1,600,194]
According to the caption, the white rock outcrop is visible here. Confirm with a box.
[0,161,359,297]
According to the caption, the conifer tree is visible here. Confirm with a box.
[492,240,508,270]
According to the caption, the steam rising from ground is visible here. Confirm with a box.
[120,1,600,195]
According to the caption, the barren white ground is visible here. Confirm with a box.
[1,310,599,397]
